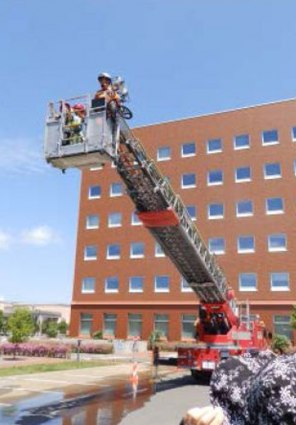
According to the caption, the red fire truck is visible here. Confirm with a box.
[44,79,267,377]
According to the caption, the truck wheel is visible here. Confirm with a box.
[191,369,211,384]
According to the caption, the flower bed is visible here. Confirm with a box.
[0,342,71,359]
[72,342,113,355]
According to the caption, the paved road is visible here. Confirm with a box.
[120,371,210,425]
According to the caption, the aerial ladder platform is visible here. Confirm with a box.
[44,87,266,374]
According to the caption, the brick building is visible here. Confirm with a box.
[69,99,296,341]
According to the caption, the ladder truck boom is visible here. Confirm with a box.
[44,88,267,375]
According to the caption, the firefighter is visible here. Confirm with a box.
[63,103,85,145]
[94,72,120,118]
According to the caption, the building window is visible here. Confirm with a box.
[90,165,103,171]
[84,245,97,261]
[131,211,142,226]
[130,242,145,258]
[88,185,101,199]
[129,276,144,293]
[80,313,93,335]
[239,273,257,291]
[154,314,169,338]
[110,182,123,197]
[236,200,253,217]
[86,214,99,229]
[157,146,171,161]
[273,315,292,340]
[262,129,279,145]
[264,162,281,179]
[182,314,197,339]
[292,127,296,141]
[128,314,142,337]
[294,160,296,175]
[208,238,225,255]
[207,138,222,153]
[268,234,287,252]
[181,277,193,292]
[155,243,165,257]
[103,313,117,336]
[155,275,170,292]
[107,244,121,259]
[266,197,284,214]
[108,212,122,227]
[105,276,119,293]
[208,203,224,219]
[270,272,289,291]
[235,166,251,182]
[186,205,197,220]
[182,142,196,157]
[182,173,196,188]
[234,134,250,150]
[208,170,223,186]
[237,236,255,253]
[81,277,95,294]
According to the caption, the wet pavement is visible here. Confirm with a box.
[0,363,210,425]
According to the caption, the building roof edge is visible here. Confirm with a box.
[132,97,296,130]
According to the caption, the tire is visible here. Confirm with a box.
[119,105,133,120]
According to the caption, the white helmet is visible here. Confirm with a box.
[98,72,112,82]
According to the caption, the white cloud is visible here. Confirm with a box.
[0,230,13,250]
[0,137,45,175]
[20,225,61,246]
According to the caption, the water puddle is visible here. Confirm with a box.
[0,374,154,425]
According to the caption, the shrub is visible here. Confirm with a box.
[271,334,292,354]
[0,342,71,359]
[92,330,103,340]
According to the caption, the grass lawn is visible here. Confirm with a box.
[0,360,113,377]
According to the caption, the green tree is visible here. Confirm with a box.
[7,308,34,343]
[45,321,58,338]
[0,310,5,334]
[271,334,292,354]
[291,305,296,330]
[57,320,68,335]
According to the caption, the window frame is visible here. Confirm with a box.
[262,129,279,146]
[208,203,224,220]
[239,273,257,292]
[235,166,251,183]
[108,212,122,228]
[181,142,196,157]
[105,276,119,293]
[181,173,196,189]
[234,134,250,150]
[130,242,145,259]
[236,200,253,217]
[186,205,197,221]
[86,214,99,229]
[157,146,171,161]
[131,211,142,226]
[106,243,121,260]
[266,197,284,215]
[84,245,97,261]
[129,276,144,293]
[208,237,225,255]
[207,170,223,186]
[207,138,222,154]
[88,185,101,199]
[181,277,193,293]
[154,275,170,293]
[264,162,282,180]
[110,182,123,197]
[268,233,287,252]
[237,236,255,254]
[270,272,290,292]
[81,277,96,294]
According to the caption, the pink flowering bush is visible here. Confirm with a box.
[72,342,113,355]
[0,342,71,358]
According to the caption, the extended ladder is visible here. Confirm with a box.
[116,118,229,304]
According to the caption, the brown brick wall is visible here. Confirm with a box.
[70,99,296,340]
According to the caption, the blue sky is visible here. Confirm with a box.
[1,0,296,304]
